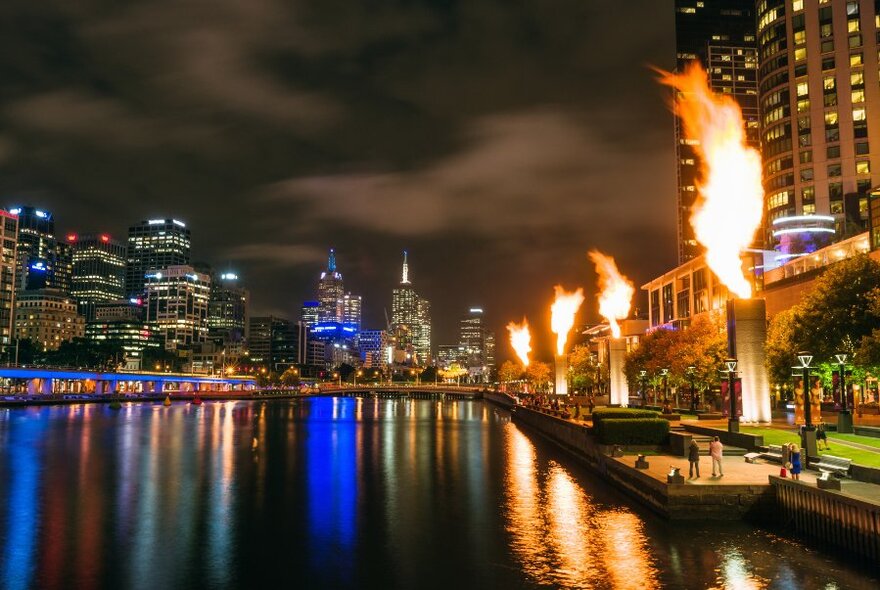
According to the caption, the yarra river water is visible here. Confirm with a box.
[0,398,877,590]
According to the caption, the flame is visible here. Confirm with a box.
[588,250,634,338]
[506,318,532,367]
[550,286,584,356]
[659,62,763,298]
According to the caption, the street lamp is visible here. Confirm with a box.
[660,368,669,408]
[333,371,341,387]
[639,370,648,408]
[795,351,818,459]
[355,369,363,387]
[835,353,853,433]
[724,359,739,433]
[686,365,697,411]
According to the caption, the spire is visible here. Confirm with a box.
[328,248,336,272]
[401,250,410,284]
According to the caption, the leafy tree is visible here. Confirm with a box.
[336,363,355,382]
[438,363,468,382]
[765,254,880,386]
[568,344,597,393]
[280,367,300,387]
[498,360,523,384]
[420,366,438,383]
[525,361,553,393]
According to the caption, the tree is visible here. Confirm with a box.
[498,360,524,384]
[438,363,468,383]
[525,361,553,393]
[280,368,300,387]
[568,344,598,393]
[420,366,438,383]
[764,254,880,386]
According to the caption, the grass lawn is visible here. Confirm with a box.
[828,432,880,449]
[741,427,880,468]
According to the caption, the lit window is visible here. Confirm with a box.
[794,47,807,61]
[852,89,865,103]
[803,203,816,214]
[854,107,867,121]
[857,160,871,174]
[823,76,836,91]
[847,1,859,16]
[851,71,865,86]
[794,30,806,44]
[797,98,810,113]
[848,19,860,33]
[825,111,839,126]
[793,0,803,10]
[850,53,863,66]
[797,81,810,96]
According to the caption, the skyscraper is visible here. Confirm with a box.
[207,271,250,349]
[457,307,496,382]
[125,218,191,299]
[301,300,320,328]
[9,206,73,293]
[391,251,431,363]
[757,0,880,249]
[317,249,344,322]
[343,292,362,331]
[68,233,126,321]
[247,315,302,371]
[0,210,17,352]
[144,265,210,350]
[673,1,758,261]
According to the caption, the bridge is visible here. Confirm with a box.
[0,366,256,396]
[318,385,484,401]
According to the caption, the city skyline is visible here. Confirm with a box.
[0,0,679,358]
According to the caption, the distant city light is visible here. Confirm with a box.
[9,208,21,215]
[220,272,239,280]
[172,219,186,227]
[470,308,483,313]
[147,219,165,225]
[35,210,47,218]
[100,235,110,242]
[67,234,77,242]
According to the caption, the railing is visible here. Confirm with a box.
[770,476,880,560]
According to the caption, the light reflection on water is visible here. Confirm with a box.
[504,426,659,589]
[0,400,876,590]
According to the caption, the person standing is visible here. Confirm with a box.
[688,439,701,479]
[710,436,724,477]
[781,442,791,478]
[790,443,802,481]
[817,422,830,450]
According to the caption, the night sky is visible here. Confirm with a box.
[0,0,678,360]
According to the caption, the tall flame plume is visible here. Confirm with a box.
[550,286,585,356]
[659,62,763,298]
[588,250,635,339]
[506,318,532,367]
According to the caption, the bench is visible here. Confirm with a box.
[698,413,724,421]
[761,444,785,463]
[812,454,852,477]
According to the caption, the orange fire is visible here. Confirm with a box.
[506,318,532,367]
[588,250,634,339]
[550,286,584,356]
[659,62,763,298]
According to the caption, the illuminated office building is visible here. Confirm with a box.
[9,206,73,292]
[144,265,210,350]
[68,233,126,320]
[0,210,16,351]
[391,251,431,363]
[125,218,191,299]
[14,289,85,351]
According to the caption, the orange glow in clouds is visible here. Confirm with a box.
[588,250,634,338]
[550,286,584,356]
[506,318,532,367]
[660,63,763,298]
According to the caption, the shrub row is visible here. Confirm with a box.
[591,408,660,439]
[598,418,670,445]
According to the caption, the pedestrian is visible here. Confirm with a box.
[709,436,723,477]
[688,439,701,479]
[790,443,802,481]
[817,422,830,450]
[781,442,791,478]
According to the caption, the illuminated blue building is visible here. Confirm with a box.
[9,206,72,293]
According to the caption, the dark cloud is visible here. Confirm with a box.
[0,0,678,359]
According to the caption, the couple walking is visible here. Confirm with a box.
[688,436,724,478]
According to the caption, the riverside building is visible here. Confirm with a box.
[68,234,126,321]
[125,218,191,299]
[144,265,210,351]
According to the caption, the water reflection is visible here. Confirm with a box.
[0,400,875,590]
[504,426,658,589]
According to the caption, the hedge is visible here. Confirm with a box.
[598,418,670,445]
[591,408,660,439]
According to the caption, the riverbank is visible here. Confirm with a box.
[0,390,306,407]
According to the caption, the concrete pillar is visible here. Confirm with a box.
[609,338,629,407]
[27,379,38,395]
[106,381,117,394]
[554,355,568,395]
[727,298,772,423]
[40,378,53,395]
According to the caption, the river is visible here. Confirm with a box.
[0,398,876,589]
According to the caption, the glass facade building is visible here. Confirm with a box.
[125,219,191,299]
[69,234,126,321]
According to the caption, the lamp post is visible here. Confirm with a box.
[639,370,647,408]
[835,353,853,433]
[687,365,698,411]
[724,359,739,433]
[660,368,669,408]
[795,352,818,460]
[354,369,363,387]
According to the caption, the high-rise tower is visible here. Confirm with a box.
[125,218,191,299]
[391,250,431,363]
[673,1,758,261]
[317,248,344,323]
